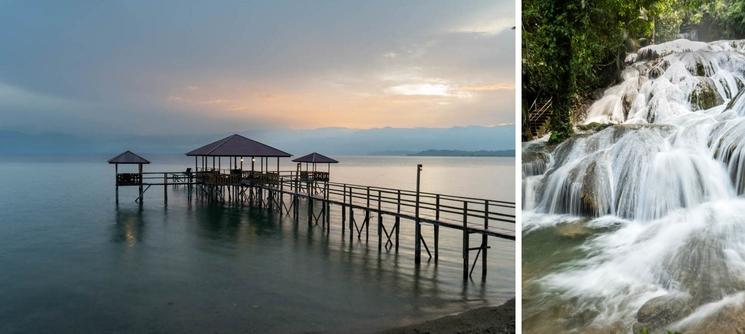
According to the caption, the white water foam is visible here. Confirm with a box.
[525,39,745,332]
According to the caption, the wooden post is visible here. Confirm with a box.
[191,156,196,185]
[269,180,274,212]
[342,184,346,234]
[308,186,313,226]
[483,200,489,280]
[377,190,382,253]
[115,163,119,205]
[435,194,440,263]
[325,182,330,231]
[349,187,354,243]
[463,201,469,280]
[163,172,168,204]
[138,163,144,204]
[278,180,285,217]
[414,164,422,265]
[395,189,401,252]
[295,163,300,220]
[365,186,370,242]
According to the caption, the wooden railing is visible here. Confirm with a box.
[274,177,515,239]
[299,171,329,182]
[116,173,142,186]
[128,170,515,238]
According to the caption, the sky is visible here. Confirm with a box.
[0,1,514,143]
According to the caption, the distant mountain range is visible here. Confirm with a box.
[0,125,515,156]
[407,149,515,157]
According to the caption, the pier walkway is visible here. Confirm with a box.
[108,135,514,280]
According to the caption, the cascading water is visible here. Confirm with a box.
[524,39,745,333]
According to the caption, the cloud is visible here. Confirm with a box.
[0,81,80,110]
[460,83,514,92]
[450,1,515,34]
[453,18,514,34]
[386,83,451,97]
[0,0,514,136]
[382,52,398,59]
[385,82,513,97]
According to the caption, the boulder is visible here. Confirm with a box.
[633,295,692,333]
[579,161,604,216]
[690,78,724,110]
[682,304,745,333]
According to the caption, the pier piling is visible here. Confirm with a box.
[414,164,422,265]
[108,140,514,281]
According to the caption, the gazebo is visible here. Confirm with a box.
[108,150,150,203]
[186,134,291,185]
[292,152,338,182]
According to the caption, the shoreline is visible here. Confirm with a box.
[379,299,515,334]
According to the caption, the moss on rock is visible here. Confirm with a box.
[690,78,724,110]
[577,122,612,132]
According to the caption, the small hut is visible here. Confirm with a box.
[292,152,338,182]
[108,150,150,203]
[108,150,150,186]
[186,134,291,185]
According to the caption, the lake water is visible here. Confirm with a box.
[0,155,514,333]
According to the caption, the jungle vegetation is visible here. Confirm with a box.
[523,0,745,143]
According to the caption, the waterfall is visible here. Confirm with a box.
[524,39,745,333]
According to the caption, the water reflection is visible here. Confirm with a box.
[112,207,144,247]
[0,157,512,334]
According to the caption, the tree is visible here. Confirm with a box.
[523,0,658,143]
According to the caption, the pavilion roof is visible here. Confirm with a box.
[186,134,291,157]
[108,150,150,164]
[292,152,338,164]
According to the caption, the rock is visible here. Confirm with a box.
[381,299,516,334]
[633,295,692,333]
[556,221,592,238]
[682,304,745,333]
[579,161,603,216]
[576,122,612,133]
[725,89,745,111]
[662,234,745,305]
[694,62,707,76]
[637,39,708,61]
[522,150,550,177]
[623,92,635,118]
[647,59,669,79]
[625,53,638,65]
[690,78,724,110]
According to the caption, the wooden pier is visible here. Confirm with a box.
[108,135,515,280]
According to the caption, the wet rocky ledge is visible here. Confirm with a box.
[379,299,515,334]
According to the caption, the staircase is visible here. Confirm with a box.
[526,98,552,139]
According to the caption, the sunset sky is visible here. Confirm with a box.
[0,1,514,136]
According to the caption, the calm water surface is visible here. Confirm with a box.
[0,155,514,333]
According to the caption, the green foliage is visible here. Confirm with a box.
[653,0,688,42]
[712,0,745,38]
[522,0,745,143]
[637,0,745,43]
[523,0,657,143]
